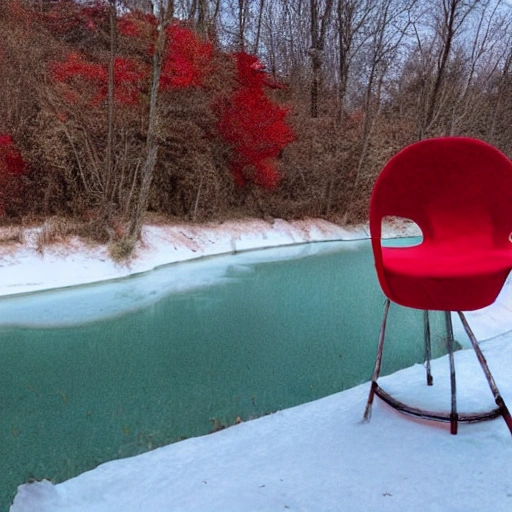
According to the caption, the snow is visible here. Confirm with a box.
[4,218,512,512]
[0,219,367,298]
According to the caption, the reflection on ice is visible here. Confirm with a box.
[0,240,365,328]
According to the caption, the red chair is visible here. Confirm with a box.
[363,137,512,435]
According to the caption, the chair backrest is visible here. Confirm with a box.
[370,137,512,310]
[370,137,512,247]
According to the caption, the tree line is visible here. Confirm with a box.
[1,0,511,251]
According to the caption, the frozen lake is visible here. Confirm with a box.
[0,240,448,510]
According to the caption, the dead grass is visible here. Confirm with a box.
[108,236,137,262]
[0,225,24,246]
[35,217,83,254]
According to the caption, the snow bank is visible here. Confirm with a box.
[0,219,364,298]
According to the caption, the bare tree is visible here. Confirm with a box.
[263,0,310,83]
[335,0,374,123]
[309,0,334,117]
[417,0,481,138]
[103,0,118,227]
[128,0,175,242]
[322,0,375,216]
[195,0,209,34]
[344,0,416,219]
[447,0,508,134]
[253,0,265,53]
[185,0,222,37]
[486,19,512,148]
[121,0,154,12]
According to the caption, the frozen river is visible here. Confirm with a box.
[0,239,448,511]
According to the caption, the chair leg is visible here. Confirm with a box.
[445,312,458,434]
[424,310,433,386]
[457,312,512,436]
[363,299,391,422]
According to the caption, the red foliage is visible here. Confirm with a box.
[0,135,27,215]
[81,3,108,31]
[160,24,213,89]
[118,11,156,38]
[47,17,293,191]
[118,17,142,37]
[51,52,146,107]
[235,52,267,89]
[51,52,104,84]
[217,53,295,189]
[49,24,213,108]
[235,52,286,90]
[0,135,26,176]
[108,57,147,105]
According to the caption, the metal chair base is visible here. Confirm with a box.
[372,382,501,423]
[363,300,512,436]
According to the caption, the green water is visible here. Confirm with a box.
[0,240,447,510]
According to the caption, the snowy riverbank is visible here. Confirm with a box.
[0,219,364,297]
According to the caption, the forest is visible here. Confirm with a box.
[1,0,512,254]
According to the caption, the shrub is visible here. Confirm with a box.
[0,135,28,216]
[216,53,295,189]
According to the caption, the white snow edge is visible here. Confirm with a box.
[0,218,419,298]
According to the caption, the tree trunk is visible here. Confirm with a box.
[128,0,174,241]
[104,0,117,226]
[310,52,321,118]
[309,0,334,118]
[254,0,265,53]
[238,0,248,52]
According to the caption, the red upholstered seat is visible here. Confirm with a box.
[370,137,512,311]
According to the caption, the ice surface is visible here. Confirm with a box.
[0,240,363,328]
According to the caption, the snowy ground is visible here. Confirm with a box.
[3,218,512,512]
[0,218,370,298]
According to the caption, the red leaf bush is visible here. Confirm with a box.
[51,52,145,107]
[160,24,213,90]
[47,9,293,193]
[217,53,295,189]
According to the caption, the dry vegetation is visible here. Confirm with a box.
[0,0,511,253]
